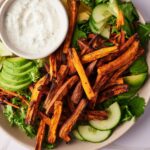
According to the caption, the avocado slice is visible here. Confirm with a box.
[124,73,148,88]
[3,61,34,74]
[0,73,31,86]
[3,57,30,68]
[0,77,32,91]
[3,66,35,77]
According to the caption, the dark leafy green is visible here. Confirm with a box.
[95,0,109,5]
[81,0,95,7]
[130,56,148,75]
[128,96,145,118]
[137,23,150,46]
[3,105,36,138]
[72,26,87,49]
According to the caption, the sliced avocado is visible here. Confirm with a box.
[0,77,32,92]
[3,66,35,77]
[0,73,31,86]
[1,70,31,81]
[124,73,148,88]
[3,61,34,74]
[3,57,30,68]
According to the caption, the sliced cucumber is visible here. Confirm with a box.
[124,73,148,88]
[100,25,111,39]
[73,130,84,141]
[109,0,119,17]
[89,102,121,130]
[89,20,101,34]
[78,125,111,143]
[92,4,112,23]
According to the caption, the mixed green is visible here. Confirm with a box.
[0,0,150,149]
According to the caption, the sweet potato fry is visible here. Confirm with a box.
[0,97,19,109]
[25,75,49,125]
[98,33,138,65]
[48,101,62,144]
[98,40,139,76]
[38,112,51,127]
[43,65,68,109]
[49,53,57,81]
[59,99,87,142]
[70,48,95,100]
[82,111,108,120]
[81,46,118,64]
[67,97,76,112]
[67,54,76,75]
[35,120,46,150]
[110,48,145,82]
[0,88,29,105]
[71,60,97,104]
[120,30,125,45]
[63,0,79,53]
[45,75,79,114]
[98,84,129,103]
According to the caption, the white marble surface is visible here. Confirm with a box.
[0,0,150,150]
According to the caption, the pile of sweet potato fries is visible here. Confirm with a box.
[0,0,145,150]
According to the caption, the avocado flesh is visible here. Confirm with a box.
[0,73,31,85]
[3,57,30,68]
[0,77,32,91]
[3,61,34,74]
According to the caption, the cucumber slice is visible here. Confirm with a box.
[89,102,121,130]
[78,125,111,143]
[124,73,148,88]
[92,4,112,23]
[100,25,111,39]
[89,20,101,34]
[109,0,119,17]
[73,130,84,141]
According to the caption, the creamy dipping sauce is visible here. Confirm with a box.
[4,0,65,54]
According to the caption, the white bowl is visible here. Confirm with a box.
[0,8,150,150]
[0,0,68,59]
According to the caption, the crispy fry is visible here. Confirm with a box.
[25,75,49,125]
[44,63,49,73]
[71,60,97,104]
[120,30,125,45]
[67,97,76,112]
[59,99,87,142]
[49,53,57,81]
[98,33,138,64]
[63,0,79,53]
[98,84,129,103]
[35,120,46,150]
[110,48,145,82]
[70,48,95,100]
[67,54,76,75]
[48,101,62,144]
[29,85,34,93]
[0,88,29,105]
[43,65,69,109]
[38,112,51,127]
[45,75,79,114]
[81,111,108,120]
[0,97,19,109]
[81,46,118,64]
[98,41,139,76]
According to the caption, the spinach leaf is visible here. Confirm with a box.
[137,23,150,46]
[128,96,145,118]
[120,2,139,23]
[130,56,148,75]
[72,26,87,49]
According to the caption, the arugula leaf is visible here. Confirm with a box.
[130,56,148,75]
[72,26,87,49]
[137,23,150,46]
[128,96,145,118]
[120,2,139,23]
[122,19,133,36]
[78,21,91,35]
[120,105,133,123]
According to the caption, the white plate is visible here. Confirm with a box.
[0,6,150,150]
